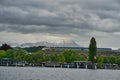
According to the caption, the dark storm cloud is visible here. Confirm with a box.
[0,0,120,34]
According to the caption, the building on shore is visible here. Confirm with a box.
[0,58,13,66]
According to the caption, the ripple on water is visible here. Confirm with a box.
[0,67,120,80]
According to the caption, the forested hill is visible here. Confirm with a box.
[22,46,45,52]
[14,46,45,53]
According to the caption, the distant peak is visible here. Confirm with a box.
[19,39,80,48]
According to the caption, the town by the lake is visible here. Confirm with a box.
[0,37,120,80]
[1,0,120,80]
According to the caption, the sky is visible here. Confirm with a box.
[0,0,120,49]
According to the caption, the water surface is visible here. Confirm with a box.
[0,66,120,80]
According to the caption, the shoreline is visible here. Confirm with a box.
[0,66,120,70]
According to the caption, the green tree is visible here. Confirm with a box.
[49,53,59,62]
[89,37,97,63]
[44,54,49,62]
[109,55,116,64]
[29,51,45,63]
[28,53,36,63]
[116,57,120,65]
[103,56,109,63]
[97,56,104,69]
[25,54,31,63]
[62,50,79,63]
[79,54,87,61]
[0,50,6,59]
[6,49,14,60]
[59,54,65,64]
[13,49,27,62]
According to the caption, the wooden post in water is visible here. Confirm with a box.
[7,63,8,66]
[86,65,87,69]
[23,64,25,67]
[92,63,97,69]
[42,63,44,67]
[32,64,34,67]
[105,65,107,69]
[16,63,17,67]
[77,64,79,69]
[67,64,69,68]
[95,64,97,69]
[54,64,55,68]
[61,64,62,68]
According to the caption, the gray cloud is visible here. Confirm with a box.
[0,0,120,34]
[1,0,120,48]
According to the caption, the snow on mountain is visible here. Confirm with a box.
[19,40,80,48]
[54,40,79,47]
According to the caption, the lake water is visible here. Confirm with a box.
[0,66,120,80]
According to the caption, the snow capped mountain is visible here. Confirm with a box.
[19,39,80,48]
[54,40,79,47]
[19,41,53,48]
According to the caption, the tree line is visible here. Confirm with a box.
[0,37,120,67]
[0,49,87,64]
[0,49,120,65]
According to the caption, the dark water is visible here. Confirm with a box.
[0,66,120,80]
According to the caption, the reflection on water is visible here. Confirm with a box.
[0,66,120,80]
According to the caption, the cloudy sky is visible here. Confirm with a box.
[0,0,120,49]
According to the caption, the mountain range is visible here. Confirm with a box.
[19,39,80,48]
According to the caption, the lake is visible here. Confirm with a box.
[0,66,120,80]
